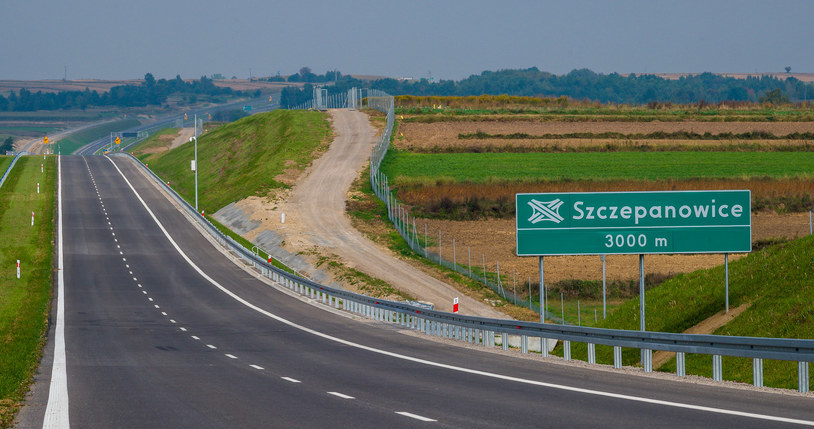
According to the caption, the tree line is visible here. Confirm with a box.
[0,74,257,111]
[280,67,814,107]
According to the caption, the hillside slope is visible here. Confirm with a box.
[136,110,330,213]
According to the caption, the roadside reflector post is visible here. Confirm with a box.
[41,163,44,173]
[31,211,34,226]
[281,212,285,224]
[37,183,40,193]
[452,297,459,313]
[17,260,20,279]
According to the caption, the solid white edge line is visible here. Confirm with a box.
[281,377,301,383]
[225,354,238,359]
[43,155,69,428]
[327,392,355,400]
[250,365,264,370]
[396,411,437,422]
[106,155,814,427]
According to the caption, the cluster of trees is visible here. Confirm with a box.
[279,67,813,107]
[1,136,13,153]
[266,67,342,83]
[0,74,256,111]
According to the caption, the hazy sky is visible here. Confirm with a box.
[2,0,813,81]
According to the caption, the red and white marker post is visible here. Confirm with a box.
[31,211,34,226]
[453,297,459,313]
[37,183,40,193]
[17,260,21,279]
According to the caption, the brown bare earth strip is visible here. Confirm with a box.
[651,303,752,369]
[397,121,814,151]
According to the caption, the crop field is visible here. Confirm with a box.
[370,98,814,327]
[383,151,814,183]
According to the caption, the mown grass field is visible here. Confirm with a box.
[382,150,814,184]
[135,110,331,213]
[0,156,56,427]
[57,118,141,154]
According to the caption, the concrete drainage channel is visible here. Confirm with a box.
[116,151,814,394]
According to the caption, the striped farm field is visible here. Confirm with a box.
[381,151,814,184]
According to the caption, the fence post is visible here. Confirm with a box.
[712,354,723,381]
[588,343,596,364]
[753,358,763,387]
[613,346,622,369]
[563,340,571,361]
[676,352,686,376]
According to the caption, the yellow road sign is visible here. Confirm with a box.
[115,136,121,144]
[184,113,188,120]
[43,136,49,144]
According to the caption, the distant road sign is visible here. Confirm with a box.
[516,190,751,256]
[43,136,49,144]
[243,105,252,111]
[115,136,121,144]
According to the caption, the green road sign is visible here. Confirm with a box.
[516,190,751,256]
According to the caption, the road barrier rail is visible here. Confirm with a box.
[0,151,30,190]
[117,150,814,393]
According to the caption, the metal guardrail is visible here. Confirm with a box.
[0,151,29,190]
[116,150,814,393]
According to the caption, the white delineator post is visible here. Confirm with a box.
[37,183,40,193]
[453,297,459,313]
[281,213,285,224]
[31,211,34,226]
[17,260,20,279]
[41,163,44,173]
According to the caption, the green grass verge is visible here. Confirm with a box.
[136,110,331,213]
[557,235,814,389]
[57,118,141,154]
[0,157,11,174]
[0,156,56,427]
[382,150,814,184]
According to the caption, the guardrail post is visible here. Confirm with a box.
[541,337,548,357]
[613,346,622,369]
[753,358,763,387]
[588,343,596,364]
[455,326,461,340]
[521,335,528,354]
[676,352,685,376]
[642,349,652,372]
[321,292,327,304]
[712,355,722,381]
[799,362,810,393]
[487,331,495,348]
[475,329,481,345]
[502,333,508,350]
[564,341,571,361]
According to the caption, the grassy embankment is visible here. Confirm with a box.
[555,234,814,390]
[0,156,56,427]
[131,110,331,276]
[57,118,141,154]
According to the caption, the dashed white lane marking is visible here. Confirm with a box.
[281,377,301,383]
[142,291,147,295]
[161,312,167,316]
[148,297,153,302]
[132,277,137,281]
[107,156,814,428]
[250,365,264,370]
[328,392,355,400]
[153,304,160,309]
[225,354,238,359]
[178,326,185,331]
[396,411,437,422]
[191,336,200,340]
[206,344,217,349]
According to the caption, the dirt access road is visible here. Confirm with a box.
[241,109,506,318]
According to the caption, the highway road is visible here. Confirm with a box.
[18,155,814,428]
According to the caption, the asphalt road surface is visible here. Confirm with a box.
[18,155,814,428]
